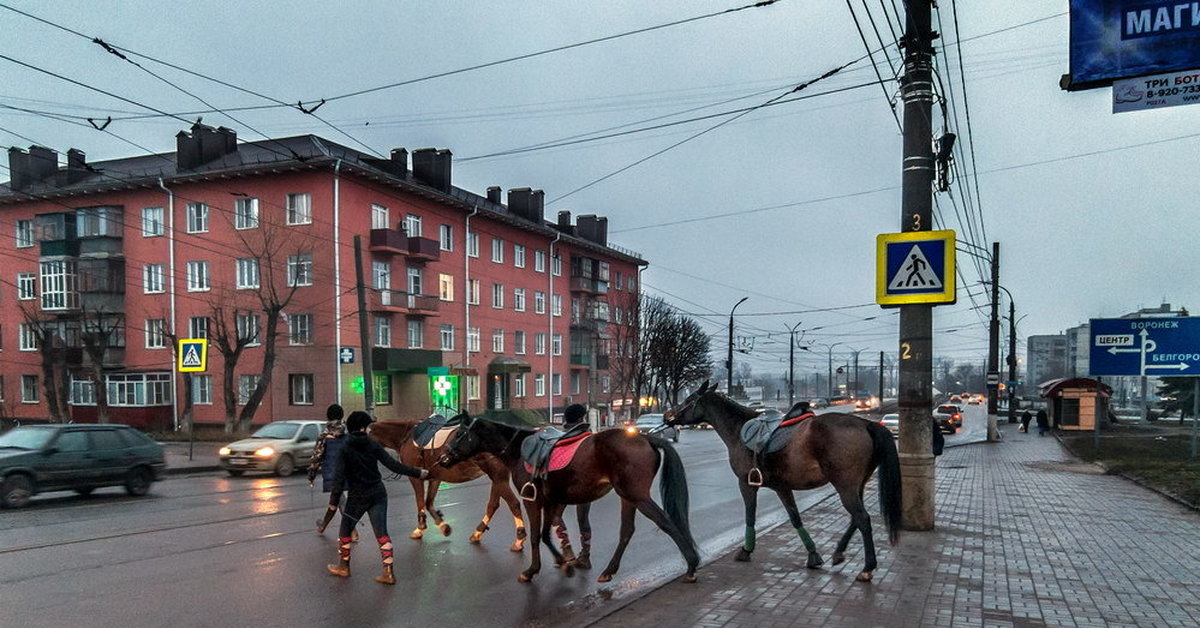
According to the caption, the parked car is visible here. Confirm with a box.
[809,398,829,409]
[880,413,900,436]
[968,394,985,405]
[218,420,324,476]
[625,413,679,443]
[0,424,166,509]
[933,404,963,433]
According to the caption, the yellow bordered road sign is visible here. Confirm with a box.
[177,338,208,372]
[876,230,956,306]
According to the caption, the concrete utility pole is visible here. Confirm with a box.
[987,242,1000,441]
[897,0,937,531]
[353,236,375,413]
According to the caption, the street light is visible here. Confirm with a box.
[805,342,843,398]
[984,281,1019,423]
[727,297,749,394]
[787,321,803,407]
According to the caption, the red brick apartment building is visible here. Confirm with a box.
[0,124,644,430]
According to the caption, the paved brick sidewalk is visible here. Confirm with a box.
[586,432,1200,627]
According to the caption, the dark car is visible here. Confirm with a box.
[933,404,963,434]
[624,413,679,443]
[0,424,166,508]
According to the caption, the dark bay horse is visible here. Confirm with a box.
[668,381,901,582]
[369,420,528,552]
[438,413,699,584]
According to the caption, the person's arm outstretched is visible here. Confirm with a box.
[371,441,427,478]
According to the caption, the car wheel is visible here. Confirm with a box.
[125,467,153,497]
[2,475,34,509]
[75,487,96,496]
[274,454,295,477]
[227,470,245,477]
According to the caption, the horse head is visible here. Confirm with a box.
[666,380,715,427]
[438,411,478,467]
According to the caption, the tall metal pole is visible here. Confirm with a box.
[353,236,375,413]
[727,297,748,393]
[879,351,885,402]
[987,242,1000,441]
[787,322,802,408]
[897,0,936,531]
[1007,296,1018,423]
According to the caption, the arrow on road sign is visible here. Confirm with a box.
[1145,363,1190,372]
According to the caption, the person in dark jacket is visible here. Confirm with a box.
[1020,410,1033,433]
[552,404,592,566]
[326,411,428,585]
[308,404,347,535]
[1035,409,1050,436]
[931,417,945,456]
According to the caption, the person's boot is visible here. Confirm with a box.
[375,536,396,585]
[316,506,337,534]
[327,537,352,577]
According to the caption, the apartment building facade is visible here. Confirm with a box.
[0,124,644,429]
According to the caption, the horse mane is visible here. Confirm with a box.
[368,420,420,441]
[704,389,759,420]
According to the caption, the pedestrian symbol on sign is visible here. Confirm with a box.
[182,346,202,368]
[888,245,942,290]
[177,339,208,372]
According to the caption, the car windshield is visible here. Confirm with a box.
[936,405,959,414]
[250,422,300,439]
[636,415,664,426]
[0,427,55,450]
[882,414,900,422]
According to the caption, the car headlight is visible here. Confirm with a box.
[218,446,231,456]
[254,446,276,457]
[625,425,638,435]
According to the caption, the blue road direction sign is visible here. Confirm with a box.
[1089,317,1200,376]
[875,230,956,306]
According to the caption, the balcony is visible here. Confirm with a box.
[405,236,441,262]
[40,239,80,257]
[569,276,599,294]
[369,289,440,316]
[369,228,408,255]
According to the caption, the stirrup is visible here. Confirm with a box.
[747,467,763,487]
[519,481,538,502]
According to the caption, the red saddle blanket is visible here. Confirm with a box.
[523,432,592,473]
[780,412,814,428]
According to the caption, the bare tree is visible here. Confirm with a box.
[652,316,712,406]
[208,303,259,433]
[637,295,676,410]
[17,304,72,422]
[78,308,124,424]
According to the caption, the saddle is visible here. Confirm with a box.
[517,424,591,501]
[739,407,814,486]
[412,414,461,449]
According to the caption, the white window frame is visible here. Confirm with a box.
[514,244,526,268]
[466,375,481,401]
[236,313,261,346]
[534,291,546,314]
[236,258,260,289]
[467,279,480,306]
[235,197,259,230]
[513,288,526,312]
[440,324,455,351]
[535,250,546,273]
[287,254,313,287]
[439,224,453,251]
[289,373,314,405]
[492,329,505,353]
[238,375,261,405]
[193,374,213,405]
[373,316,391,348]
[491,238,504,263]
[185,261,210,292]
[21,375,39,403]
[514,374,525,398]
[552,333,563,356]
[286,193,312,225]
[439,274,454,302]
[289,313,314,345]
[39,260,78,311]
[16,219,34,247]
[372,261,391,291]
[371,204,390,230]
[143,264,165,294]
[552,254,561,276]
[186,202,209,233]
[408,320,424,349]
[514,330,526,355]
[17,272,36,300]
[492,283,504,309]
[552,373,562,396]
[552,294,562,317]
[189,316,209,339]
[467,231,479,258]
[144,319,166,349]
[19,323,39,351]
[140,208,164,238]
[535,374,546,397]
[404,214,423,238]
[467,327,480,353]
[535,332,546,356]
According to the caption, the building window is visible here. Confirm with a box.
[514,374,525,398]
[492,283,504,309]
[466,375,481,401]
[440,324,455,351]
[19,323,39,351]
[535,374,546,397]
[535,332,546,355]
[535,250,546,273]
[467,327,480,353]
[552,373,562,396]
[492,329,505,353]
[373,317,391,348]
[439,224,453,251]
[193,375,213,405]
[374,373,392,405]
[514,244,526,268]
[514,330,526,355]
[188,316,209,339]
[467,231,479,258]
[371,204,389,230]
[491,238,504,263]
[552,333,563,356]
[235,197,259,229]
[372,261,391,291]
[236,313,261,346]
[404,214,423,238]
[21,375,39,403]
[39,260,78,311]
[186,261,210,292]
[107,373,172,406]
[571,371,582,395]
[534,291,546,314]
[514,288,526,312]
[286,193,312,225]
[16,219,34,247]
[628,275,636,292]
[289,313,314,345]
[236,258,260,289]
[289,374,314,405]
[238,375,260,405]
[614,271,623,291]
[439,274,454,302]
[287,254,313,287]
[145,319,166,349]
[186,202,209,233]
[140,208,164,237]
[552,294,562,317]
[408,320,424,349]
[17,273,36,300]
[552,254,562,276]
[72,379,97,406]
[407,267,423,297]
[467,279,480,305]
[143,265,164,294]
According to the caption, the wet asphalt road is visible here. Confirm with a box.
[0,408,985,628]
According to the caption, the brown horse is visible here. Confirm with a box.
[438,412,699,584]
[667,381,901,582]
[369,420,528,552]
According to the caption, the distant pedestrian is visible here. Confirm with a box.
[931,418,945,456]
[309,404,347,535]
[1020,410,1032,433]
[1035,409,1049,436]
[326,411,428,585]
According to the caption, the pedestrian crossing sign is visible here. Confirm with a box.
[177,338,208,372]
[875,230,956,306]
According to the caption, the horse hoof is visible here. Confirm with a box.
[575,554,592,570]
[806,553,824,569]
[516,527,527,541]
[518,572,533,583]
[409,528,424,540]
[856,571,873,582]
[439,523,452,537]
[597,573,613,583]
[734,549,753,562]
[562,564,575,578]
[682,573,698,584]
[509,541,525,552]
[469,531,483,543]
[831,552,845,565]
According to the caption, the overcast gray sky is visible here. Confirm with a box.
[2,0,1195,380]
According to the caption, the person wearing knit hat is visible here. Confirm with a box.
[552,403,593,568]
[309,404,347,534]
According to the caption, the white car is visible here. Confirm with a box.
[218,420,324,476]
[880,413,900,436]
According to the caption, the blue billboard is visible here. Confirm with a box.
[1069,1,1200,89]
[1088,317,1200,376]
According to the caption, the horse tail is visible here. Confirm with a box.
[648,436,696,548]
[868,422,902,545]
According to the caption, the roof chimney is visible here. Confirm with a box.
[487,186,502,204]
[7,147,31,191]
[66,148,89,184]
[27,146,58,182]
[557,210,573,233]
[595,216,608,246]
[411,148,452,192]
[176,122,238,171]
[390,148,408,176]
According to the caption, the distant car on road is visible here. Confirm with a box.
[809,398,829,409]
[625,413,679,442]
[880,413,900,436]
[218,420,324,477]
[0,424,165,509]
[968,394,985,405]
[933,404,963,434]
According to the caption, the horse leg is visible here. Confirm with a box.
[551,514,576,566]
[835,486,877,582]
[425,481,451,537]
[831,522,856,565]
[544,503,574,576]
[632,499,699,583]
[498,484,527,552]
[574,503,593,570]
[409,477,428,540]
[470,479,502,544]
[735,481,760,562]
[519,501,543,583]
[598,499,637,583]
[774,488,823,569]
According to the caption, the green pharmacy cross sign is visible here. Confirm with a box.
[430,375,459,408]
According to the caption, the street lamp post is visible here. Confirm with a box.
[727,297,749,394]
[988,281,1019,424]
[825,342,843,398]
[787,321,803,408]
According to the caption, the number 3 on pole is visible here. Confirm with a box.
[911,214,921,231]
